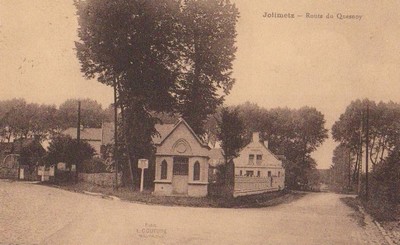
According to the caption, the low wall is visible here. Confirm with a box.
[234,176,284,197]
[78,172,122,187]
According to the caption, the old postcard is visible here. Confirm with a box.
[0,0,399,244]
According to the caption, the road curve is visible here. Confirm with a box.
[0,180,387,245]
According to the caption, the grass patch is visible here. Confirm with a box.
[341,197,366,227]
[341,196,400,223]
[361,199,398,222]
[43,182,306,208]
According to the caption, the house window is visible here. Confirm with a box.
[193,161,200,181]
[249,154,254,165]
[161,160,168,180]
[257,171,261,177]
[278,171,281,177]
[239,170,243,176]
[246,170,254,177]
[268,171,271,177]
[256,155,262,165]
[173,157,189,176]
[173,163,188,175]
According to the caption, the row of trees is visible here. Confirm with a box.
[0,98,113,142]
[331,99,400,189]
[225,102,328,189]
[331,99,400,218]
[75,0,240,187]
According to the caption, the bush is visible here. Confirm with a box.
[361,148,400,221]
[81,158,108,173]
[19,139,46,167]
[44,135,95,170]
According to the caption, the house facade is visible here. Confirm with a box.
[153,119,210,197]
[63,122,114,156]
[233,132,285,197]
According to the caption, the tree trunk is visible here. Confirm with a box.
[117,81,135,190]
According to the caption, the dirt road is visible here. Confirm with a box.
[0,180,388,245]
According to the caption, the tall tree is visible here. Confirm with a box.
[330,144,353,190]
[75,0,183,187]
[178,0,239,135]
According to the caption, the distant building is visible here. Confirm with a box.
[232,132,285,197]
[62,122,114,156]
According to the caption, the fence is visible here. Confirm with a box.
[234,176,284,197]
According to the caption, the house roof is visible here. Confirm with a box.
[63,123,176,145]
[62,119,209,149]
[63,127,102,141]
[259,141,281,162]
[155,119,209,149]
[238,132,282,163]
[153,123,176,144]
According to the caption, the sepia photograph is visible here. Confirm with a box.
[1,0,400,244]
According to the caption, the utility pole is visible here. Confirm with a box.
[76,101,81,183]
[365,102,369,201]
[114,79,119,190]
[357,110,363,195]
[77,101,81,143]
[348,149,351,188]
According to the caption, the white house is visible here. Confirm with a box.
[233,132,285,197]
[153,119,211,197]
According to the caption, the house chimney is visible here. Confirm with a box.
[252,132,260,142]
[264,140,269,149]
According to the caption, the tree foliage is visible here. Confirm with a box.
[45,135,95,170]
[332,99,400,189]
[0,99,60,141]
[58,98,109,129]
[0,98,110,143]
[75,0,181,109]
[19,139,47,167]
[178,0,239,135]
[216,107,245,164]
[330,144,353,191]
[363,147,400,220]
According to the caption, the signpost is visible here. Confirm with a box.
[138,159,149,192]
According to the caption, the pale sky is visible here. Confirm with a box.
[1,0,400,169]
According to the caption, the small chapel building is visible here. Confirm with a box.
[153,119,210,197]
